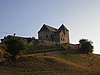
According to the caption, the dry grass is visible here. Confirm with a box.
[0,53,100,75]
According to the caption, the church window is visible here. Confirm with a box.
[63,31,66,35]
[63,38,64,41]
[46,34,48,38]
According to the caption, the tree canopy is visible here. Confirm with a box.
[4,36,26,61]
[79,39,94,53]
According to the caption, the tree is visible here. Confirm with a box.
[4,36,26,62]
[79,39,94,54]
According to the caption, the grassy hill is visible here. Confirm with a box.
[0,53,100,75]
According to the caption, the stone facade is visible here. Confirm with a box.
[38,24,69,44]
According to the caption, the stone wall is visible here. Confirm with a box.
[37,40,57,46]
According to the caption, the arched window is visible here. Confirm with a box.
[46,34,48,38]
[63,31,66,35]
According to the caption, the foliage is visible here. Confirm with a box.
[79,39,94,53]
[4,36,26,61]
[0,44,6,57]
[0,43,6,50]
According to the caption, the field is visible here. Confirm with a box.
[0,52,100,75]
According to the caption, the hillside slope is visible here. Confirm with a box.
[0,53,100,75]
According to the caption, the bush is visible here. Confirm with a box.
[79,39,94,53]
[4,36,26,62]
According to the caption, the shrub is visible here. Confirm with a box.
[4,36,26,62]
[79,39,94,53]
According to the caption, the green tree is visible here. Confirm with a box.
[4,36,26,62]
[79,39,94,54]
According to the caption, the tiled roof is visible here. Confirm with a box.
[58,24,69,31]
[44,24,57,32]
[38,24,57,32]
[38,24,68,33]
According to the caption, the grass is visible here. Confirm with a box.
[0,53,100,75]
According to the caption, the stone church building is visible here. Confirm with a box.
[38,24,69,44]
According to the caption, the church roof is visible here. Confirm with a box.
[38,24,69,33]
[58,24,69,31]
[45,24,57,31]
[38,24,57,33]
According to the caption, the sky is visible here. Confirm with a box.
[0,0,100,54]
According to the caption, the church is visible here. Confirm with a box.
[38,24,69,44]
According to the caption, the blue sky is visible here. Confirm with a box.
[0,0,100,54]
